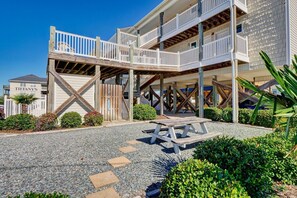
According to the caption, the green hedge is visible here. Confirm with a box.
[35,113,58,131]
[160,159,249,198]
[3,114,36,130]
[133,104,157,120]
[0,120,4,130]
[193,137,273,197]
[8,192,69,198]
[245,132,297,185]
[222,107,233,122]
[84,111,104,126]
[60,112,82,128]
[203,107,222,121]
[197,107,276,128]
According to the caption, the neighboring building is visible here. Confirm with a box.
[46,0,297,122]
[3,74,47,98]
[3,74,47,118]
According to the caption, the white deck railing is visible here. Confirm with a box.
[201,0,228,15]
[139,28,160,47]
[237,35,248,55]
[203,35,231,60]
[120,32,138,45]
[133,47,158,65]
[236,0,247,8]
[55,30,96,57]
[53,30,248,68]
[180,48,199,65]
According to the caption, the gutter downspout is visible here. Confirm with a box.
[285,0,291,66]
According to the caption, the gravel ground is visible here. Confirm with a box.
[0,122,272,198]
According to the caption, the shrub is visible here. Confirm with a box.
[4,114,36,130]
[35,113,58,131]
[0,108,4,120]
[133,104,157,120]
[222,107,233,122]
[245,132,297,185]
[239,109,252,124]
[8,192,69,198]
[254,110,274,128]
[84,111,103,126]
[160,159,249,198]
[60,112,82,128]
[193,137,273,197]
[203,107,222,121]
[0,120,4,130]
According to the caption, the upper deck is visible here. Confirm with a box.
[49,27,249,75]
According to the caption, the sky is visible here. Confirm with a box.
[0,0,162,95]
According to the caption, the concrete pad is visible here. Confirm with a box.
[119,146,137,153]
[108,156,131,168]
[86,187,120,198]
[89,171,119,189]
[126,140,141,145]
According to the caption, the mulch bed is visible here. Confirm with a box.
[276,185,297,198]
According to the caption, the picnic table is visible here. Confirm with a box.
[149,117,221,154]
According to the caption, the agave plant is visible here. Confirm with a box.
[11,93,38,114]
[237,51,297,156]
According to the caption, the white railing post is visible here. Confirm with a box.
[245,36,249,56]
[96,36,101,59]
[177,51,181,66]
[157,48,160,66]
[129,44,134,64]
[176,13,179,30]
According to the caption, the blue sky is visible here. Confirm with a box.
[0,0,162,95]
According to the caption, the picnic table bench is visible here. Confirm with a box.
[149,118,221,154]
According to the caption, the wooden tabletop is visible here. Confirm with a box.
[150,117,211,127]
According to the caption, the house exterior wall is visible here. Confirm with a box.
[54,74,95,117]
[290,0,297,59]
[239,0,286,69]
[9,82,42,98]
[163,0,287,70]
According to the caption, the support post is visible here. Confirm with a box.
[47,59,55,113]
[136,74,141,104]
[231,2,239,123]
[198,0,204,118]
[160,74,164,115]
[49,26,56,53]
[129,69,134,121]
[173,82,177,113]
[195,82,199,109]
[159,12,165,50]
[137,29,141,47]
[150,86,154,107]
[212,75,218,107]
[95,65,101,112]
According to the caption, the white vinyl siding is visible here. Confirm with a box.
[54,74,95,118]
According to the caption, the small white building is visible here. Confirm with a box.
[3,74,47,118]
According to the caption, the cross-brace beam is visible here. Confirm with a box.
[49,70,98,115]
[175,87,197,113]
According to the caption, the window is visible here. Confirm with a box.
[20,83,26,87]
[190,41,197,49]
[237,24,243,33]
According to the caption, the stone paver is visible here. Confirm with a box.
[89,171,119,189]
[108,156,131,168]
[86,187,120,198]
[119,146,137,153]
[126,140,141,145]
